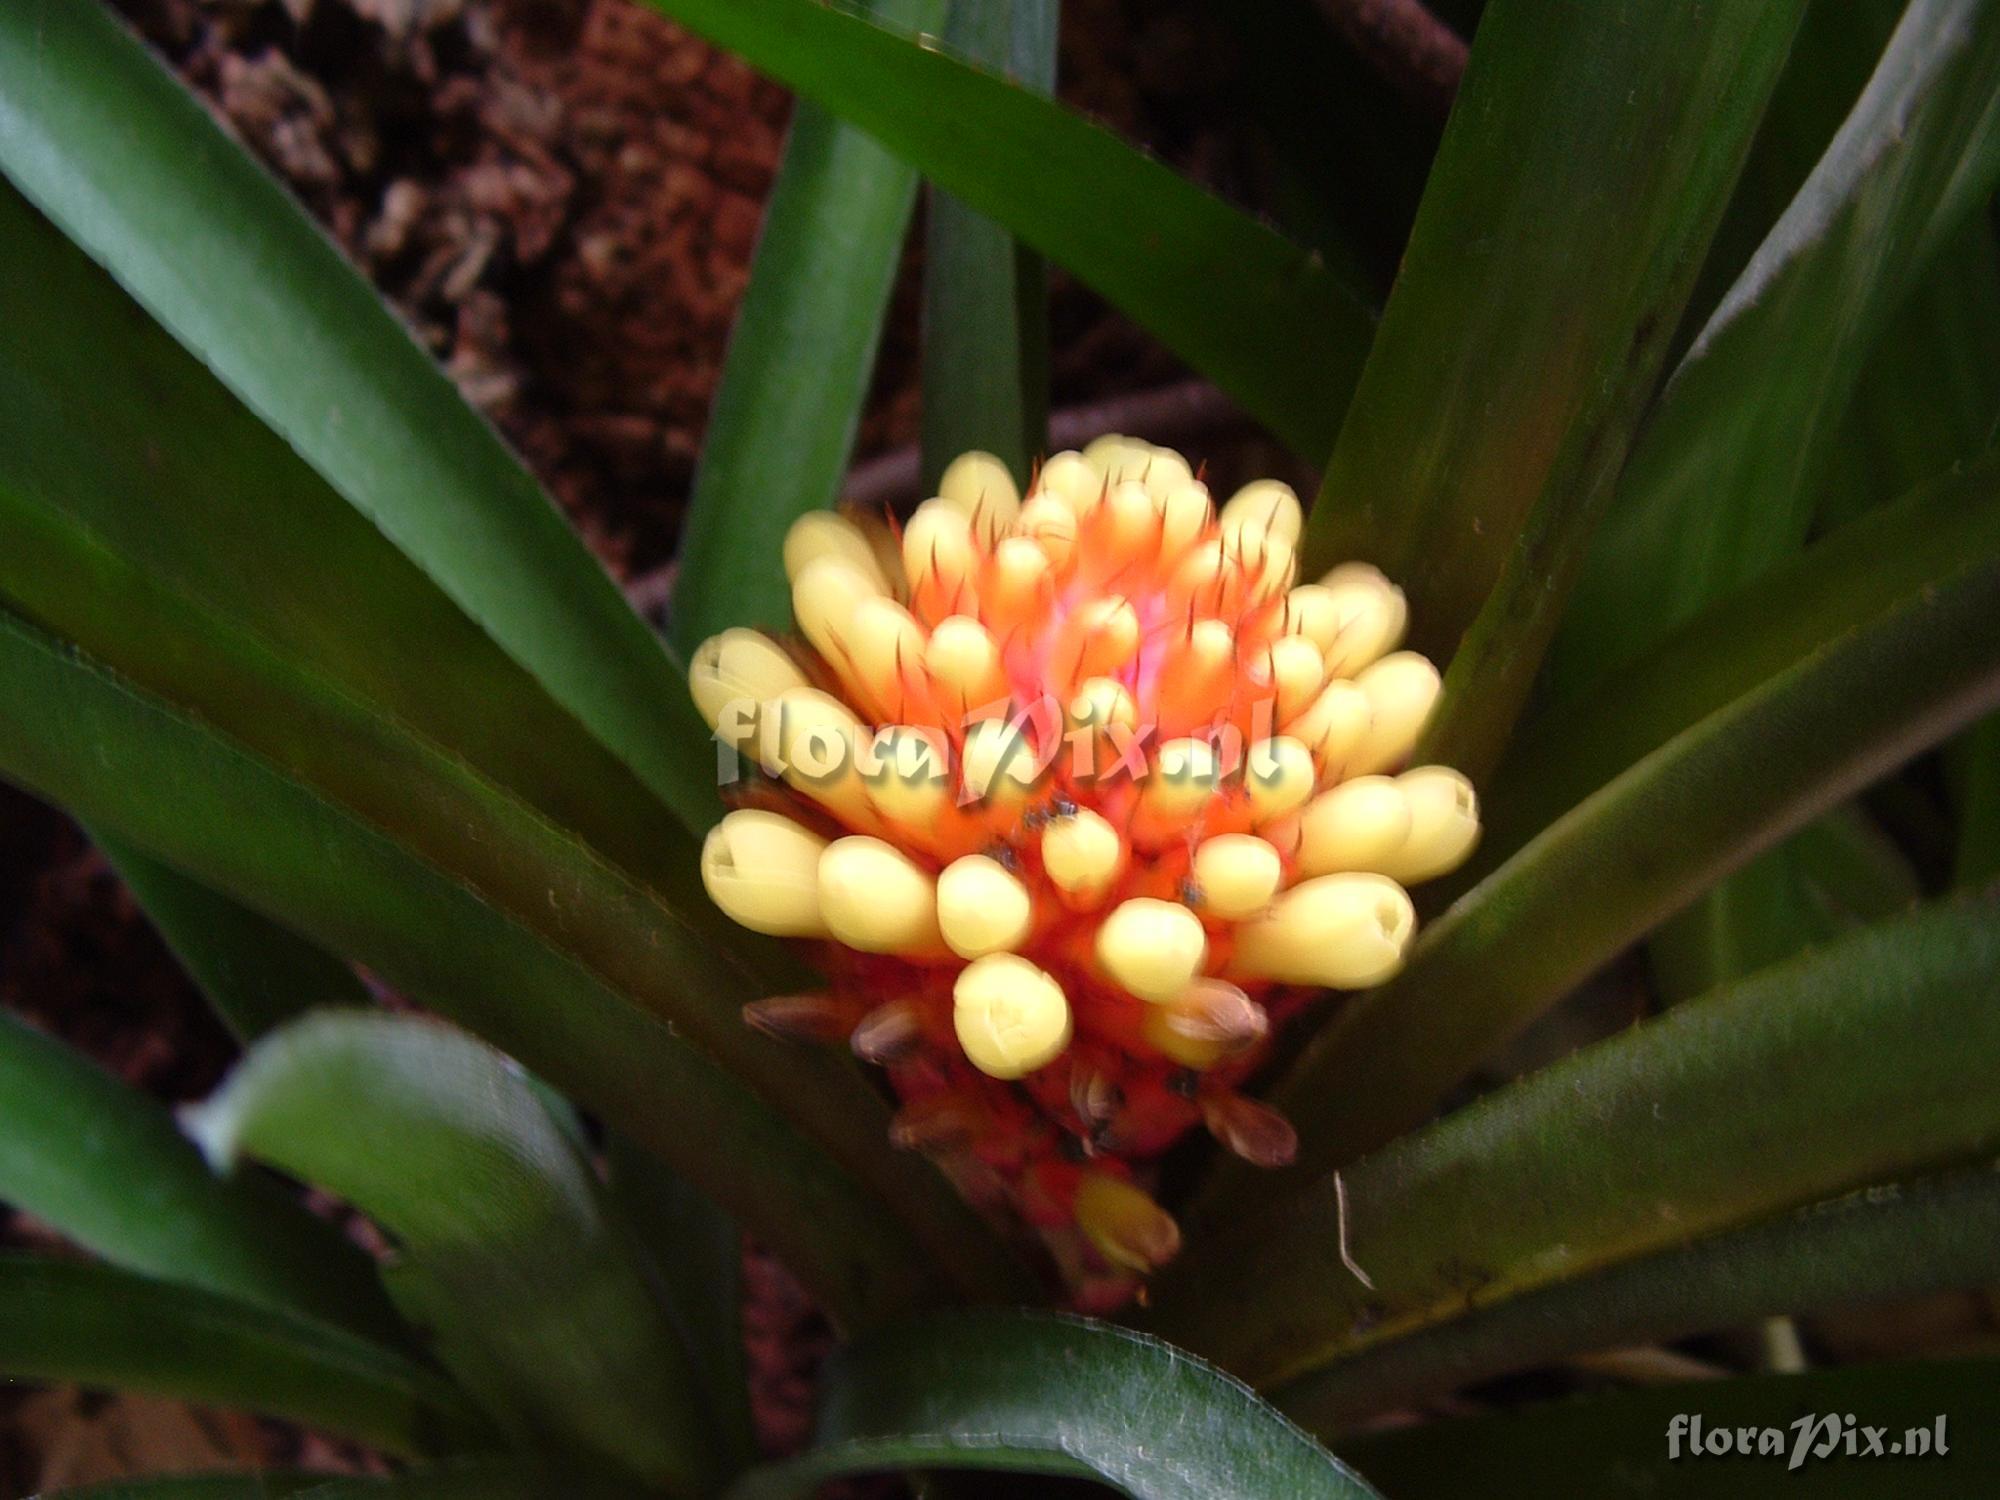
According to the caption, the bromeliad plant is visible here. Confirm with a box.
[1,0,1999,1495]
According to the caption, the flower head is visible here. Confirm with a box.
[693,437,1479,1292]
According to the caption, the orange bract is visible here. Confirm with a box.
[692,438,1479,1291]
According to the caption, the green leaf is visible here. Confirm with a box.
[1298,0,1807,769]
[1337,1357,1997,1498]
[31,1480,326,1500]
[1280,1164,2000,1430]
[0,0,720,834]
[604,1134,758,1478]
[1150,896,2000,1388]
[729,1312,1383,1500]
[1813,212,2000,533]
[0,170,1025,1316]
[918,1,1058,491]
[295,1470,639,1500]
[0,175,721,902]
[1554,0,2000,694]
[0,1007,396,1341]
[0,1255,482,1460]
[635,0,1375,462]
[90,829,368,1042]
[188,1011,714,1492]
[0,597,1026,1327]
[1957,713,2000,885]
[1647,804,1920,1003]
[34,1467,644,1500]
[1198,456,2000,1212]
[667,0,947,654]
[0,170,1024,1320]
[1479,454,2000,870]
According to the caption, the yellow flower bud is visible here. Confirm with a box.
[1102,480,1161,557]
[1042,809,1125,907]
[961,718,1045,808]
[700,811,829,938]
[791,554,882,665]
[903,498,977,608]
[1377,766,1481,883]
[1245,736,1316,825]
[1134,737,1221,844]
[817,836,942,956]
[1348,651,1442,776]
[1296,775,1413,877]
[765,687,874,828]
[985,535,1052,628]
[925,614,1008,712]
[845,596,927,715]
[1056,595,1141,686]
[1244,532,1298,606]
[783,511,892,594]
[1140,447,1195,501]
[861,725,954,833]
[688,630,807,749]
[1229,872,1415,989]
[1285,678,1372,768]
[1317,563,1409,677]
[1218,479,1302,550]
[953,953,1072,1079]
[1067,676,1137,779]
[1253,633,1328,721]
[1280,583,1344,653]
[1074,1172,1180,1272]
[938,450,1022,539]
[1191,835,1283,920]
[1037,449,1104,514]
[1081,433,1146,486]
[1157,481,1213,559]
[1096,897,1209,1003]
[937,854,1033,958]
[1015,493,1080,569]
[1166,537,1246,618]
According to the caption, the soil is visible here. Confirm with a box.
[0,0,1268,1488]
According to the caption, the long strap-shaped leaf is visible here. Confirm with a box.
[1555,0,2000,695]
[36,1468,643,1500]
[0,1009,396,1341]
[918,0,1058,490]
[0,601,1025,1325]
[729,1312,1383,1499]
[604,1135,758,1478]
[0,179,1021,1307]
[1480,455,2000,869]
[0,173,715,893]
[668,0,947,653]
[189,1013,714,1493]
[1279,1165,2000,1430]
[0,0,722,834]
[1149,896,2000,1387]
[1297,0,1807,680]
[90,829,367,1042]
[634,0,1374,462]
[32,1481,326,1500]
[1208,464,2000,1204]
[0,1255,483,1460]
[1340,1357,1998,1498]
